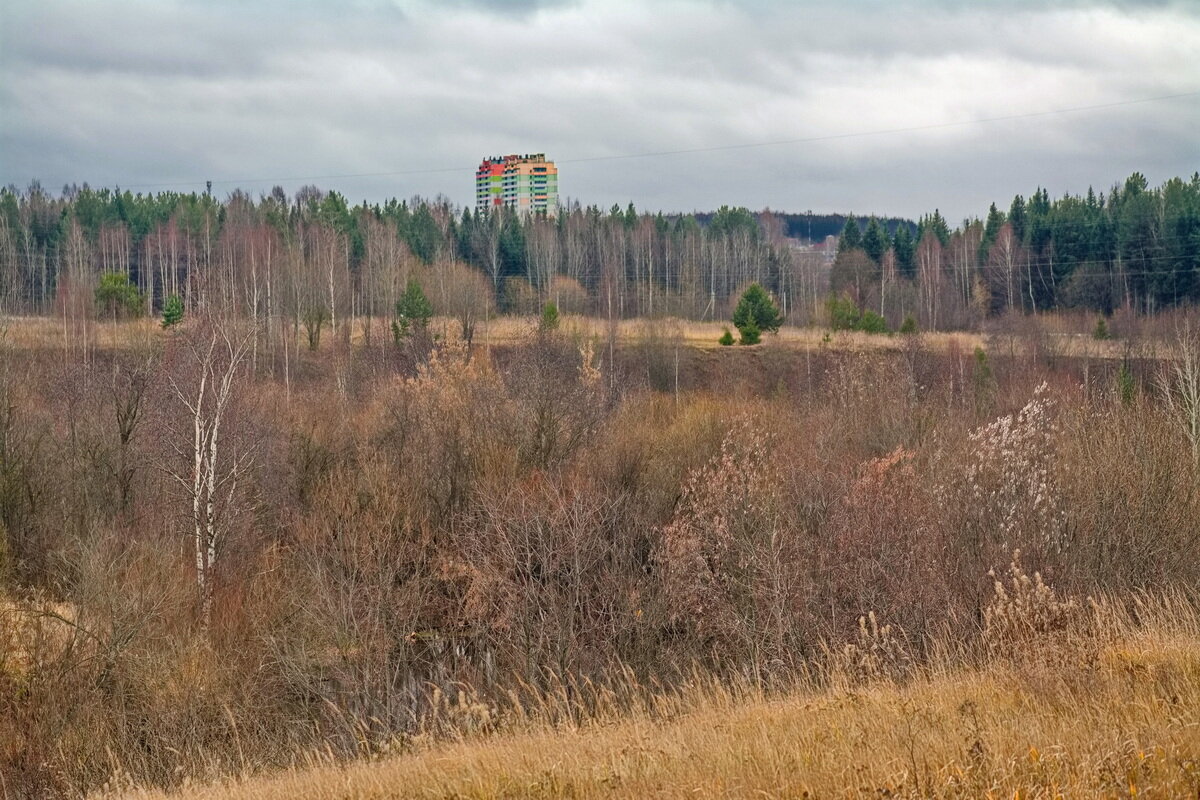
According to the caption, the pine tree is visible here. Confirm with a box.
[732,283,784,341]
[161,294,183,328]
[393,278,433,342]
[738,317,761,345]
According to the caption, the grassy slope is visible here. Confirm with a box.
[125,632,1200,800]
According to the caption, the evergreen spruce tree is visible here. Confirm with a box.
[861,217,889,265]
[838,216,862,253]
[981,202,1006,261]
[892,226,916,278]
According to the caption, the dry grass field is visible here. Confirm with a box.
[1,313,1164,361]
[116,594,1200,800]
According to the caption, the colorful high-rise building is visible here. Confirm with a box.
[475,153,558,216]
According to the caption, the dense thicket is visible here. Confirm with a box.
[3,315,1200,795]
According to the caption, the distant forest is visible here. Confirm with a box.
[691,210,915,242]
[829,172,1200,328]
[0,171,1196,329]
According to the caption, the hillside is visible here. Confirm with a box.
[122,595,1200,799]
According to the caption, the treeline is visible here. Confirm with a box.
[832,172,1200,329]
[0,185,823,331]
[2,171,1196,333]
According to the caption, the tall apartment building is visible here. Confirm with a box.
[475,153,558,216]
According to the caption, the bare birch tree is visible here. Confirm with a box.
[166,320,257,628]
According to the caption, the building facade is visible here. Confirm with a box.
[475,153,558,215]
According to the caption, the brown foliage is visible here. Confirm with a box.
[4,324,1200,795]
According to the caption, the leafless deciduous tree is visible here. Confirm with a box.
[985,223,1025,315]
[165,320,257,627]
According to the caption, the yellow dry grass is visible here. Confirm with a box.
[4,313,1157,360]
[462,314,991,354]
[0,315,162,350]
[120,631,1200,799]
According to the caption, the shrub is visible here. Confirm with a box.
[826,295,889,335]
[939,382,1064,569]
[1117,360,1136,406]
[94,273,142,319]
[501,276,540,315]
[718,328,734,347]
[539,301,560,332]
[655,417,790,657]
[161,295,183,329]
[857,310,889,335]
[826,295,861,332]
[899,314,918,335]
[1092,317,1111,341]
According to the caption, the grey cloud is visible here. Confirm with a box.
[1,0,1196,220]
[421,0,581,14]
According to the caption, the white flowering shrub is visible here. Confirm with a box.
[945,382,1065,556]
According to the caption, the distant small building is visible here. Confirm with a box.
[475,153,558,216]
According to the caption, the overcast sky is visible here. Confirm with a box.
[1,0,1197,221]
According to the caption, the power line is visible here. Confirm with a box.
[65,89,1200,192]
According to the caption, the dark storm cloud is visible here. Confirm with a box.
[1,0,1196,219]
